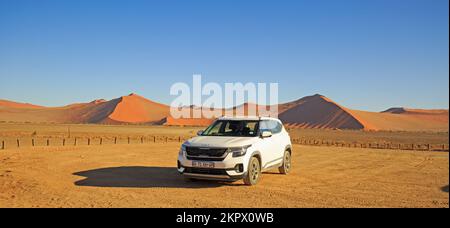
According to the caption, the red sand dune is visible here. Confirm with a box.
[0,93,169,124]
[0,99,44,109]
[382,107,448,115]
[278,94,448,131]
[165,116,214,127]
[106,93,169,123]
[164,103,278,126]
[349,108,449,131]
[0,93,448,131]
[278,94,370,130]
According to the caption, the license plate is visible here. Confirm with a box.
[192,161,215,168]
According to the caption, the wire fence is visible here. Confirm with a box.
[0,136,448,152]
[0,135,191,149]
[291,138,449,152]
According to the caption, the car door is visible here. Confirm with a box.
[258,120,282,169]
[267,120,285,164]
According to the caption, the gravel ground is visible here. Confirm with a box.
[0,143,448,208]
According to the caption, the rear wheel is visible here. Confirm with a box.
[243,157,261,186]
[278,150,291,174]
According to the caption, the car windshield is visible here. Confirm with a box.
[201,120,259,137]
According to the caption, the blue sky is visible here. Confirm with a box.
[0,0,448,111]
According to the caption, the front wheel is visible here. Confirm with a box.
[278,150,291,174]
[243,156,261,186]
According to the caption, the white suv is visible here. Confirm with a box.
[177,116,292,185]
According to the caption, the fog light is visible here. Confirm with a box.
[235,164,244,173]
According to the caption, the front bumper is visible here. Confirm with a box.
[177,159,246,181]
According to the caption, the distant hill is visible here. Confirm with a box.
[278,94,367,130]
[0,99,44,109]
[0,93,169,124]
[0,93,448,131]
[278,94,448,131]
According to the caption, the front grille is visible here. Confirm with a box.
[184,167,228,175]
[186,147,228,157]
[186,156,225,161]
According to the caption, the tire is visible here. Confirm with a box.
[278,150,291,174]
[243,156,261,186]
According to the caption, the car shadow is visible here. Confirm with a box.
[73,166,243,188]
[264,171,283,175]
[442,185,449,193]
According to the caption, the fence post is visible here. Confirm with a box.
[178,136,181,142]
[141,137,143,144]
[74,137,77,146]
[32,138,35,147]
[128,137,130,144]
[165,136,168,143]
[63,138,66,146]
[427,144,431,151]
[17,139,20,148]
[153,136,156,143]
[47,139,50,146]
[100,138,103,145]
[1,141,4,150]
[114,137,117,144]
[88,138,90,146]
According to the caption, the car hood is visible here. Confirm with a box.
[185,136,259,148]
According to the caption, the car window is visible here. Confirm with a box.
[271,120,283,134]
[259,120,270,133]
[205,122,222,135]
[259,120,283,134]
[202,120,259,137]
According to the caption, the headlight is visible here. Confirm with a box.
[228,145,251,157]
[179,144,187,156]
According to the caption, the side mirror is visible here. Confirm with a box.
[197,130,204,136]
[261,130,272,138]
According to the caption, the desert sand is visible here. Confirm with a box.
[0,143,447,208]
[0,93,448,131]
